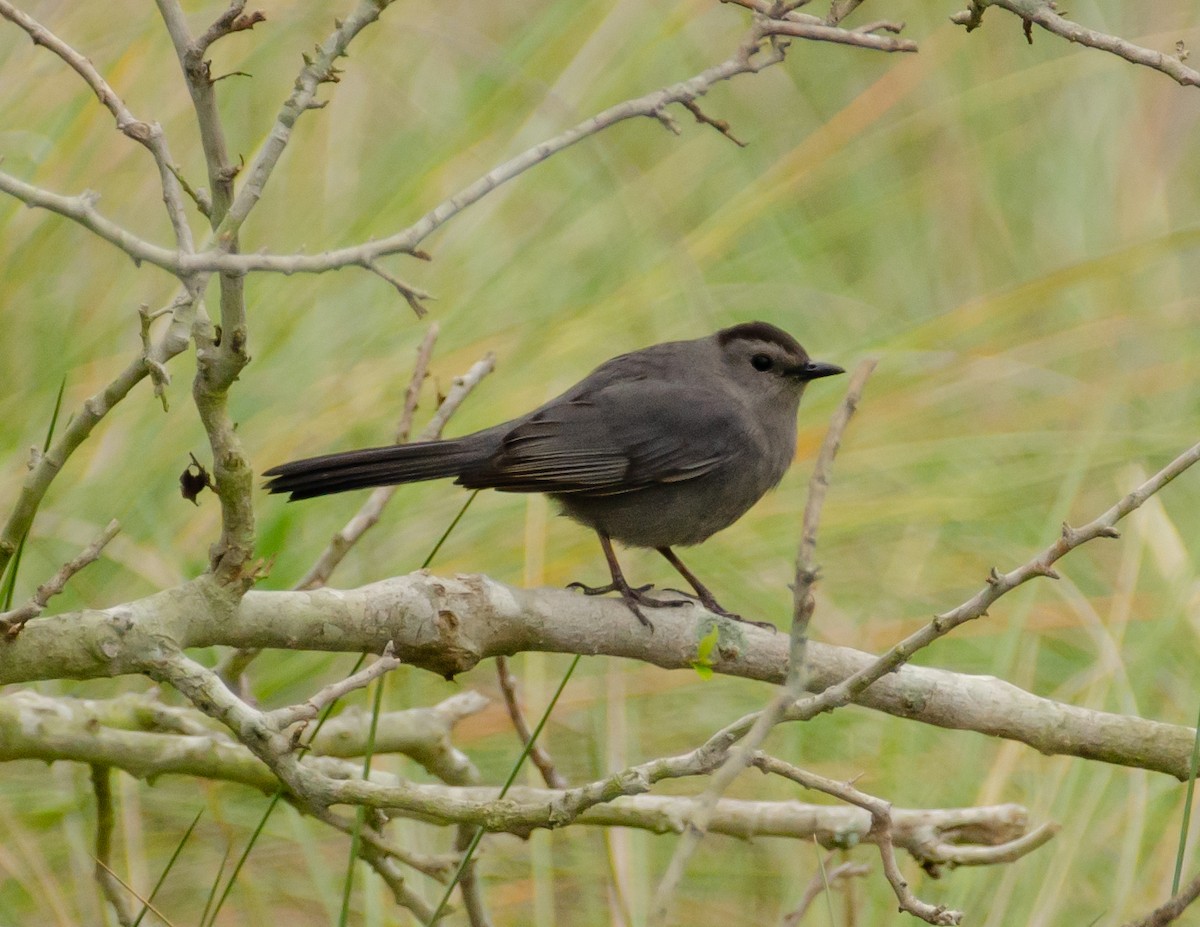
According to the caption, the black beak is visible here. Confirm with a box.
[796,360,845,381]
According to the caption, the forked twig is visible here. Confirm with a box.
[1,520,120,637]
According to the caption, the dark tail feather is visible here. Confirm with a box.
[263,439,481,500]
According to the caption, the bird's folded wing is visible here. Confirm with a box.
[457,380,753,495]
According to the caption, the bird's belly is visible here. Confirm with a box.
[553,469,776,550]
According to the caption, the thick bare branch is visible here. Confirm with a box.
[0,690,1037,858]
[3,560,1198,778]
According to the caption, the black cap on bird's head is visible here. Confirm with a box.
[716,321,844,383]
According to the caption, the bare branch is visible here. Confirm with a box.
[763,16,916,52]
[1,519,120,637]
[293,351,496,591]
[0,1,195,249]
[311,803,455,881]
[137,304,173,409]
[826,0,865,26]
[0,174,183,271]
[1122,868,1200,927]
[787,438,1200,718]
[269,644,401,732]
[782,855,870,926]
[0,2,913,306]
[213,0,401,242]
[5,560,1199,778]
[650,360,873,921]
[0,688,1040,859]
[679,99,747,147]
[951,1,1200,88]
[354,838,442,922]
[364,259,432,317]
[790,358,876,684]
[192,0,265,57]
[311,691,488,784]
[755,755,964,925]
[398,324,441,445]
[90,764,135,925]
[495,656,568,789]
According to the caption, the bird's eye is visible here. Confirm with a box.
[751,353,773,372]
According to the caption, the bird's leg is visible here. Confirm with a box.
[568,532,687,629]
[656,547,776,631]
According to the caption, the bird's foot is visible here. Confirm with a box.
[660,587,776,632]
[567,579,690,630]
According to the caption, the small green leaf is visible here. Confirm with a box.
[689,625,720,679]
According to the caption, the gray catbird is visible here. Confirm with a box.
[264,321,843,628]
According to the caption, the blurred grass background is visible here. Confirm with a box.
[1,0,1199,924]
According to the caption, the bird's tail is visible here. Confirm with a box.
[262,438,483,500]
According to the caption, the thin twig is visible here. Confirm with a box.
[679,99,747,147]
[650,363,873,923]
[789,359,876,687]
[354,840,441,923]
[293,351,495,591]
[311,804,455,880]
[951,0,1200,88]
[781,854,869,926]
[826,0,866,27]
[192,0,265,57]
[495,656,568,789]
[1121,867,1200,927]
[0,291,195,581]
[363,259,431,317]
[778,438,1200,726]
[755,755,962,925]
[269,644,400,731]
[1,519,120,637]
[91,765,135,926]
[454,824,495,927]
[0,0,195,249]
[398,325,441,444]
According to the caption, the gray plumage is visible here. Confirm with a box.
[264,321,843,627]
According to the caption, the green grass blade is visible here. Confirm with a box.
[1172,698,1200,894]
[131,807,204,927]
[338,667,388,927]
[427,653,582,925]
[204,790,284,927]
[198,842,232,927]
[0,376,66,610]
[420,490,479,570]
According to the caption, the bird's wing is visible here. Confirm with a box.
[457,378,755,495]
